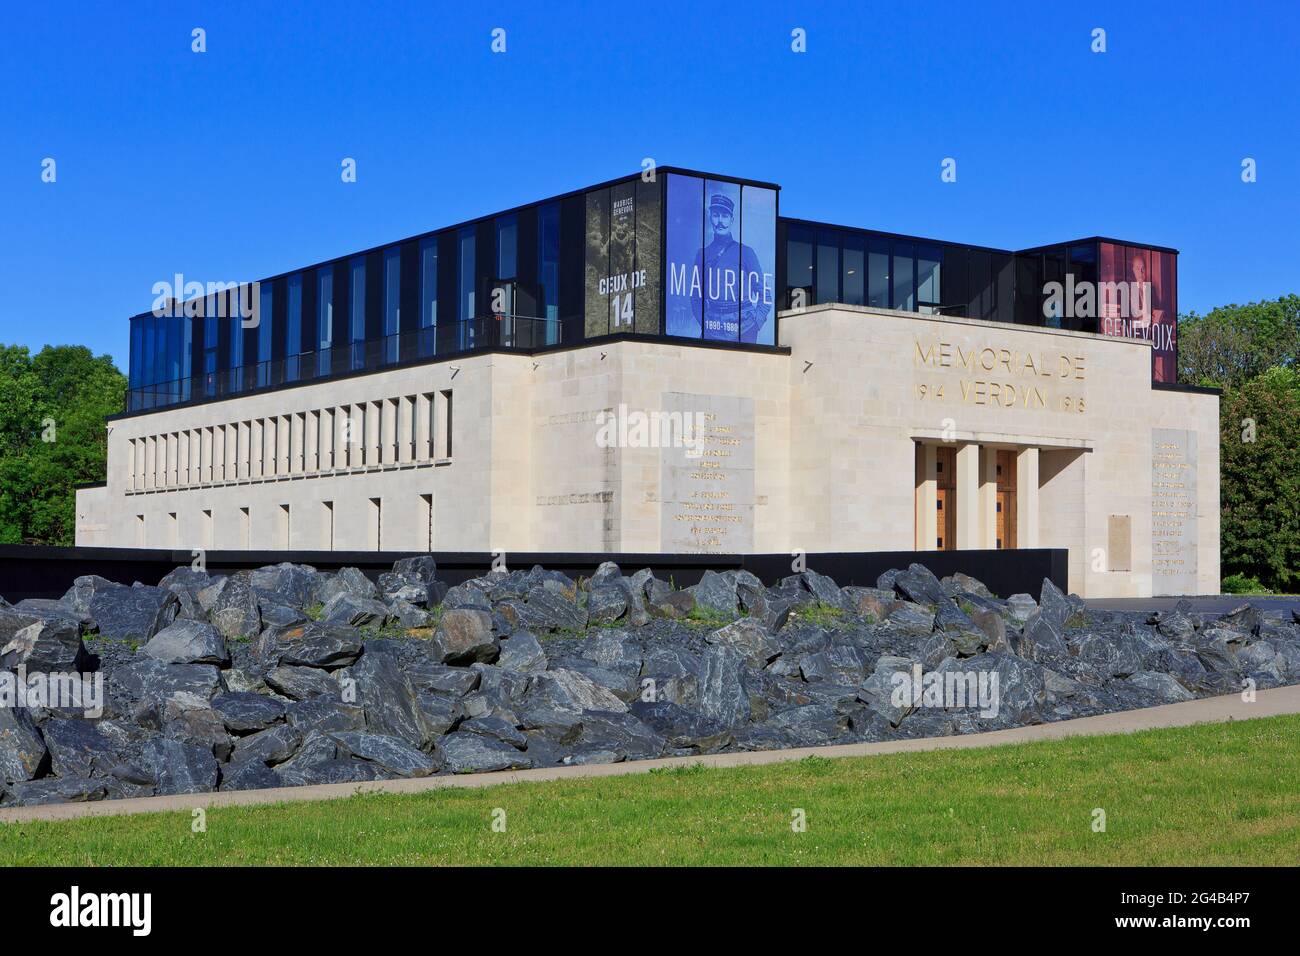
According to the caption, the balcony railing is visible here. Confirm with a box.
[127,315,559,412]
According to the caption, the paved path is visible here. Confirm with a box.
[2,684,1298,825]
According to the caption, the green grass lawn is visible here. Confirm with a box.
[3,715,1299,866]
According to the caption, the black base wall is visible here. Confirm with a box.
[0,545,1067,603]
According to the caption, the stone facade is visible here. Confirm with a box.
[77,304,1220,597]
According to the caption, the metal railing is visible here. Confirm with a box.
[127,315,560,412]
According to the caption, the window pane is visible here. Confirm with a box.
[538,203,560,340]
[916,244,942,311]
[317,268,333,376]
[459,227,475,322]
[785,224,813,310]
[257,283,273,385]
[384,248,400,363]
[815,230,839,305]
[350,256,366,369]
[286,274,302,382]
[892,241,915,311]
[496,214,517,280]
[868,238,890,308]
[842,235,865,306]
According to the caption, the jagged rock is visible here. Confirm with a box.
[706,618,780,667]
[330,731,439,776]
[249,563,320,608]
[1217,603,1262,637]
[799,644,867,685]
[321,592,391,628]
[212,692,286,734]
[431,609,498,664]
[266,623,364,670]
[882,602,934,636]
[90,584,179,642]
[841,587,900,622]
[460,715,528,750]
[892,564,945,606]
[6,776,107,805]
[264,665,339,701]
[440,582,492,611]
[649,590,696,620]
[220,758,282,791]
[511,586,588,632]
[141,619,229,666]
[697,646,749,727]
[1005,593,1037,624]
[258,601,309,632]
[934,599,987,655]
[691,570,739,617]
[287,697,366,734]
[209,573,261,641]
[943,571,995,600]
[497,631,547,673]
[857,655,917,726]
[140,737,219,795]
[313,567,378,605]
[586,586,629,624]
[1238,641,1283,681]
[1012,614,1068,662]
[1037,578,1074,629]
[0,707,47,782]
[1075,632,1143,680]
[440,731,532,773]
[343,649,436,749]
[62,575,119,616]
[109,658,222,721]
[1125,671,1195,702]
[232,723,302,766]
[389,600,431,629]
[41,719,119,777]
[518,668,627,731]
[629,700,733,752]
[0,618,91,672]
[12,598,91,628]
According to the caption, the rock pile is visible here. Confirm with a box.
[0,559,1296,807]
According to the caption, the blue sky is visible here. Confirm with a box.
[2,0,1297,371]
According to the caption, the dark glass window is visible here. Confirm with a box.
[496,214,517,280]
[868,238,890,309]
[916,244,942,313]
[785,224,813,309]
[815,229,839,305]
[286,274,302,381]
[317,268,333,376]
[892,241,915,311]
[383,247,400,363]
[419,236,437,356]
[458,226,476,348]
[841,234,865,306]
[538,202,560,342]
[350,256,366,369]
[257,282,273,386]
[228,289,244,394]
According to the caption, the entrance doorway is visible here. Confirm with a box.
[935,446,956,550]
[996,450,1017,549]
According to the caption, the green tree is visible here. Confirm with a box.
[0,344,125,545]
[1178,294,1300,389]
[1219,365,1300,591]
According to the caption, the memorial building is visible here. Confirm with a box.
[76,167,1219,597]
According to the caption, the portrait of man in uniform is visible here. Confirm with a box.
[687,192,771,343]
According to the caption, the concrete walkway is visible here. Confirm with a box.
[3,684,1298,825]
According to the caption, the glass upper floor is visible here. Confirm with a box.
[125,168,1180,413]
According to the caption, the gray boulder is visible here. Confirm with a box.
[0,618,91,672]
[41,718,119,777]
[264,665,339,701]
[209,573,261,641]
[140,737,220,795]
[691,570,739,617]
[90,583,180,642]
[141,619,229,666]
[330,731,439,776]
[0,707,47,782]
[321,592,391,628]
[440,732,533,773]
[431,609,498,664]
[697,645,749,727]
[705,618,779,667]
[212,692,286,734]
